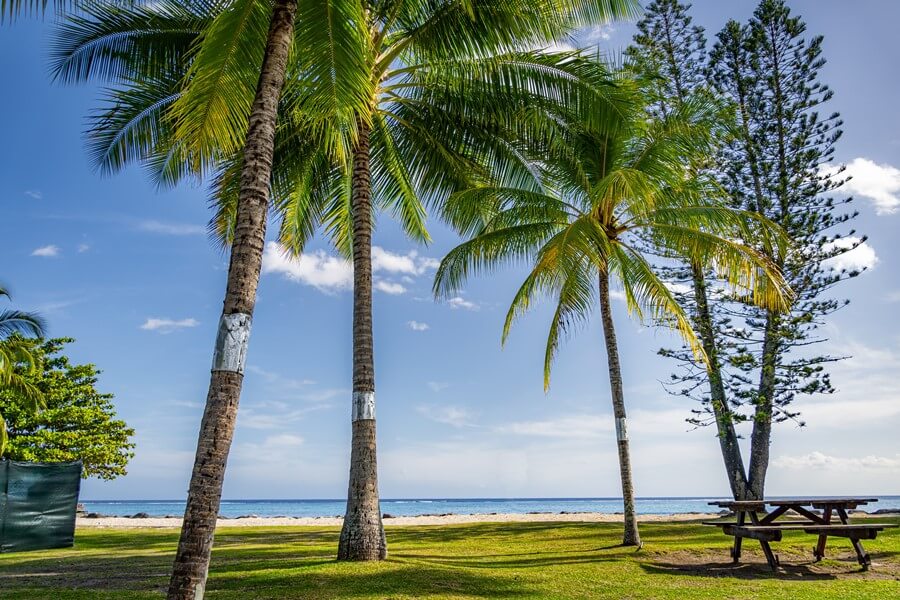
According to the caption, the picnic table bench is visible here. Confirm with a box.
[703,498,897,570]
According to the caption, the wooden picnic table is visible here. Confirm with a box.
[703,498,896,570]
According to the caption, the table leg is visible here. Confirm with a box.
[730,511,745,563]
[814,506,831,561]
[837,508,871,570]
[749,511,779,571]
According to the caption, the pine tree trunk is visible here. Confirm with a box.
[337,117,387,561]
[598,269,641,547]
[748,311,779,500]
[166,1,297,597]
[689,263,751,500]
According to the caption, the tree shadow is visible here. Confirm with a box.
[0,528,530,598]
[641,559,840,581]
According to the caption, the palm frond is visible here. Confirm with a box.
[169,0,272,168]
[50,0,209,84]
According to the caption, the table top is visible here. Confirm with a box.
[708,498,878,509]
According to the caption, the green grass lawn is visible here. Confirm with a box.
[0,518,898,599]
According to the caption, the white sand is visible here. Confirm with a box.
[76,512,722,529]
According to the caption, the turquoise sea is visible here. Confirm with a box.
[81,496,900,518]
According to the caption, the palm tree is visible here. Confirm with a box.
[53,0,642,562]
[0,285,46,455]
[434,88,791,546]
[53,0,307,595]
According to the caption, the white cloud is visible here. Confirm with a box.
[263,433,305,448]
[77,243,90,253]
[407,320,430,331]
[24,190,42,200]
[580,24,614,44]
[823,236,878,272]
[138,220,205,236]
[375,280,406,295]
[427,381,449,392]
[371,246,439,276]
[448,296,479,311]
[262,242,437,294]
[262,242,353,292]
[774,451,900,471]
[832,157,900,214]
[140,317,199,333]
[416,404,477,428]
[31,244,60,257]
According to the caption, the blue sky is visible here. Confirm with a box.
[1,1,899,501]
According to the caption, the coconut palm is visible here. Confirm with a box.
[434,89,791,546]
[54,0,308,595]
[0,285,46,455]
[53,0,641,563]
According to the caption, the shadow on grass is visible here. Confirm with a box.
[0,528,530,598]
[641,560,840,581]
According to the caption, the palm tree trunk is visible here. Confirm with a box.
[166,1,298,597]
[598,269,641,547]
[337,117,387,561]
[689,263,751,501]
[747,311,779,500]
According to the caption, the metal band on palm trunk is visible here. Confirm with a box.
[352,391,375,421]
[615,417,628,442]
[211,313,252,374]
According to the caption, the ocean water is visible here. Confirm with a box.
[81,496,900,518]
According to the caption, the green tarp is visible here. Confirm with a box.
[0,460,82,553]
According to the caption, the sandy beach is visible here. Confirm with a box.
[76,511,724,529]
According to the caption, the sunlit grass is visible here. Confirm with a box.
[0,518,897,598]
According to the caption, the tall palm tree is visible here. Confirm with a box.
[434,89,791,546]
[54,0,310,595]
[0,285,46,455]
[54,0,641,562]
[166,1,301,596]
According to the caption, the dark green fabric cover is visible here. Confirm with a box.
[0,460,82,553]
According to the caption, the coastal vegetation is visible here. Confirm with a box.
[0,337,135,479]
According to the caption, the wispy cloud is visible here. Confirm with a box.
[427,381,449,392]
[407,320,430,331]
[24,190,42,200]
[77,243,90,253]
[239,404,332,430]
[246,365,316,389]
[829,157,900,215]
[497,415,612,439]
[774,451,900,471]
[138,220,205,236]
[31,244,60,257]
[416,404,477,428]
[448,296,479,311]
[140,317,199,333]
